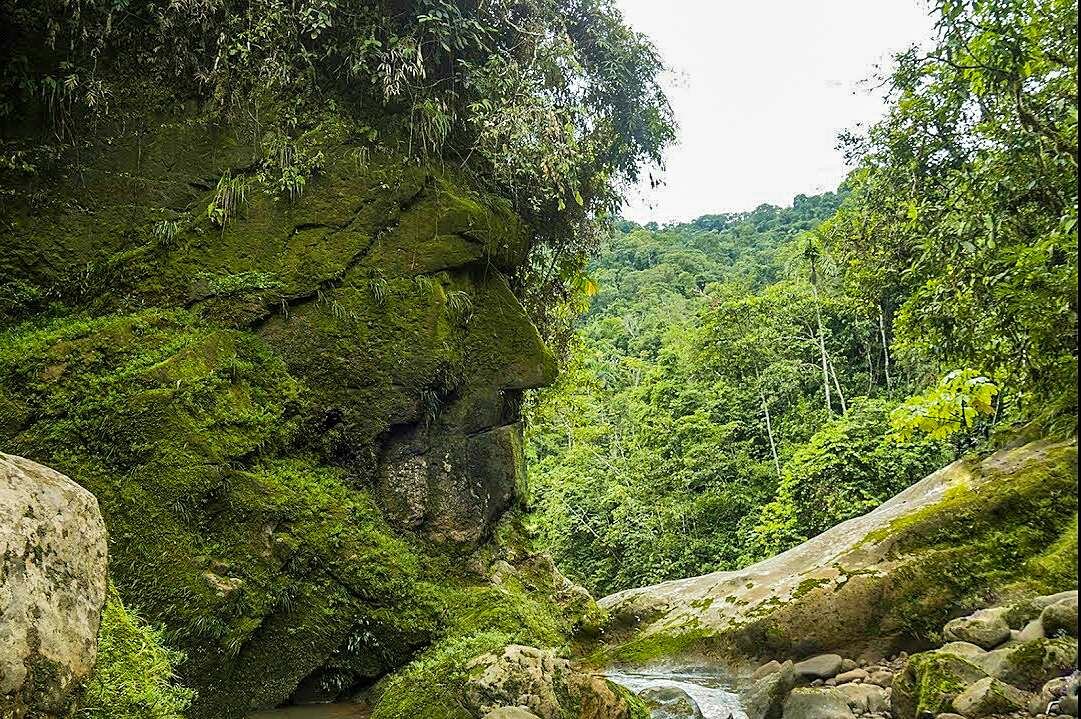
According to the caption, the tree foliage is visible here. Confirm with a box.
[826,0,1078,431]
[526,0,1076,598]
[0,0,675,337]
[525,196,952,595]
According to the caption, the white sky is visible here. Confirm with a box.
[616,0,935,223]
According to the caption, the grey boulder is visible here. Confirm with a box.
[794,654,845,680]
[1,453,109,719]
[943,608,1012,650]
[833,682,888,713]
[951,677,1027,717]
[1042,596,1079,638]
[743,660,795,719]
[637,685,703,719]
[782,688,855,719]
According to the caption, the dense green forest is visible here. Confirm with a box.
[527,0,1078,597]
[527,198,949,594]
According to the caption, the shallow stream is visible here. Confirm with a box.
[245,669,747,719]
[607,669,748,719]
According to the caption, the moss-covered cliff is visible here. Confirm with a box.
[0,116,599,717]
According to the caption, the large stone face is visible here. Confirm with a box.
[1,453,109,719]
[594,439,1078,666]
[0,119,560,717]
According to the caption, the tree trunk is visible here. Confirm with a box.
[827,353,848,413]
[878,303,892,390]
[761,391,782,480]
[812,281,832,412]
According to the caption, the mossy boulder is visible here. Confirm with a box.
[951,677,1028,717]
[0,117,568,718]
[890,651,988,719]
[970,637,1078,690]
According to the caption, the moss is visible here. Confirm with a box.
[871,442,1078,640]
[893,651,987,719]
[370,632,508,719]
[792,576,830,599]
[584,622,713,667]
[991,637,1079,690]
[79,583,194,719]
[0,129,572,719]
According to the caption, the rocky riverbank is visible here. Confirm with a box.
[736,589,1078,719]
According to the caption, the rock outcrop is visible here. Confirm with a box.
[464,645,643,719]
[0,119,568,718]
[594,439,1077,666]
[1,453,109,719]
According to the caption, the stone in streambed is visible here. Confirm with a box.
[1041,596,1079,638]
[891,651,988,719]
[783,688,855,719]
[834,668,869,683]
[1019,618,1046,642]
[637,685,703,719]
[743,660,795,719]
[795,654,845,680]
[968,637,1077,690]
[937,641,986,658]
[1029,676,1071,715]
[866,670,894,688]
[951,677,1027,716]
[1061,674,1079,717]
[465,645,637,719]
[834,683,888,713]
[943,608,1012,649]
[752,660,783,680]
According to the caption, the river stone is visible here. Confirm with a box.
[968,637,1077,690]
[795,654,844,680]
[1041,596,1079,638]
[752,660,783,680]
[637,685,703,719]
[1062,674,1080,716]
[951,677,1027,716]
[1029,676,1071,715]
[891,651,988,719]
[943,608,1012,649]
[743,660,795,719]
[866,670,893,688]
[782,688,855,719]
[937,641,986,658]
[1,453,109,719]
[834,683,888,713]
[834,668,869,683]
[1019,618,1046,642]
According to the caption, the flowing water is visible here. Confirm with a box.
[245,670,746,719]
[607,669,748,719]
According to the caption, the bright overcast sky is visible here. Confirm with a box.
[616,0,935,223]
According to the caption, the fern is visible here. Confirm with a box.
[206,173,249,228]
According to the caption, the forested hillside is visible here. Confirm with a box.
[528,0,1078,598]
[527,197,947,595]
